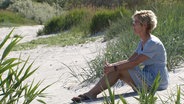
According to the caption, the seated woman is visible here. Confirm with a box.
[72,10,169,103]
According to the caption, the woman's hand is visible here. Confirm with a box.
[103,61,114,75]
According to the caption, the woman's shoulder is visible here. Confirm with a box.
[149,35,162,44]
[145,35,165,50]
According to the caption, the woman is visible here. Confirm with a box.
[72,10,169,103]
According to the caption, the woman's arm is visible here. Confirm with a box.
[104,54,149,74]
[114,54,148,70]
[107,52,138,67]
[128,52,138,61]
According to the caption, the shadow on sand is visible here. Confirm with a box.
[70,91,137,104]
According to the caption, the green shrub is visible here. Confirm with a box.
[39,8,89,35]
[69,7,96,36]
[62,9,87,30]
[104,9,131,40]
[89,9,117,35]
[89,7,130,35]
[39,7,130,36]
[0,29,51,103]
[39,16,64,35]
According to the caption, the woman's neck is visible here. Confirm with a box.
[140,33,151,44]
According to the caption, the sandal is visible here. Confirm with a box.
[71,94,90,103]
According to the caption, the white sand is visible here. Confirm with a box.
[0,25,183,104]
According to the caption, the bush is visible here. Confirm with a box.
[39,8,89,35]
[39,7,130,36]
[39,7,131,36]
[89,9,117,35]
[0,29,51,103]
[89,7,130,35]
[62,9,87,30]
[39,16,63,35]
[104,9,131,40]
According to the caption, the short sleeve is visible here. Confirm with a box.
[140,41,157,59]
[135,41,141,53]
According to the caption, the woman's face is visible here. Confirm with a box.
[132,16,144,35]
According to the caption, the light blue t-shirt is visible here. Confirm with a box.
[135,35,169,89]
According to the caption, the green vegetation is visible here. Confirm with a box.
[102,74,183,104]
[67,0,184,86]
[8,0,62,24]
[13,32,98,51]
[155,2,184,70]
[0,10,36,27]
[1,0,181,75]
[134,74,161,104]
[84,0,184,83]
[89,7,130,35]
[39,7,130,36]
[0,0,184,103]
[103,76,116,104]
[31,0,125,9]
[39,8,90,35]
[0,29,51,104]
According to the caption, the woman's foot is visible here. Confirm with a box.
[71,94,91,103]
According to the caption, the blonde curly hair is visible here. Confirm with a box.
[132,10,157,32]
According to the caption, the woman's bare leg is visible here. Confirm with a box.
[84,70,119,98]
[84,69,135,98]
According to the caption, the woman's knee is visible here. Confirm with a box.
[118,69,129,77]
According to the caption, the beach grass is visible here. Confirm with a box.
[0,29,51,103]
[102,73,184,104]
[12,31,99,51]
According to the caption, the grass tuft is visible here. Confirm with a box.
[0,29,51,103]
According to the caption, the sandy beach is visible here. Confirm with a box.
[0,25,184,104]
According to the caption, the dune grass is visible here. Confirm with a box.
[0,29,51,104]
[12,31,99,51]
[102,74,184,104]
